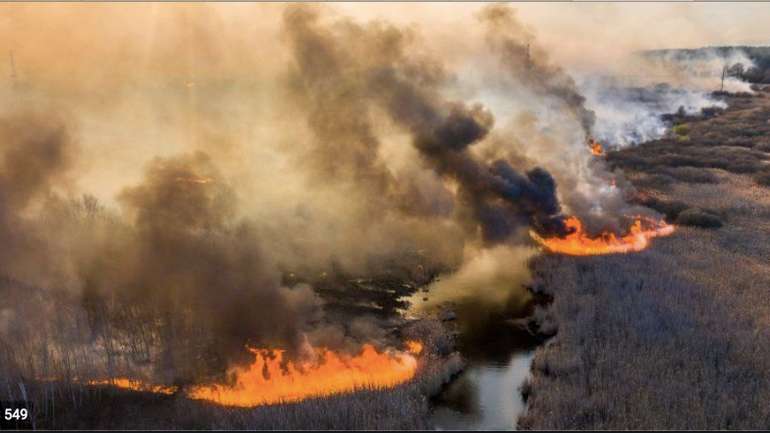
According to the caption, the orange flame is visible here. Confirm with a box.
[405,340,423,355]
[588,138,604,156]
[188,342,422,407]
[88,378,177,395]
[530,216,674,256]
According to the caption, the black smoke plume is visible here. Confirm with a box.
[284,5,569,242]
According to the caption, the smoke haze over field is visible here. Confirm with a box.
[1,2,768,385]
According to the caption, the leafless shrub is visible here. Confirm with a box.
[663,167,720,184]
[675,208,724,228]
[634,173,675,191]
[634,195,689,221]
[519,377,532,402]
[754,170,770,187]
[531,305,558,337]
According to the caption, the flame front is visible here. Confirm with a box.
[86,343,422,407]
[531,216,674,256]
[88,378,177,395]
[188,342,421,407]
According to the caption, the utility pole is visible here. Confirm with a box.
[721,64,727,92]
[9,51,18,89]
[525,43,531,71]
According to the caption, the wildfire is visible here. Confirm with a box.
[188,341,423,407]
[88,378,177,395]
[530,216,674,256]
[588,138,604,156]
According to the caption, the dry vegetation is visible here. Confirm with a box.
[0,311,461,429]
[5,381,430,430]
[520,88,770,429]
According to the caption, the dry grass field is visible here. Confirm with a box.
[520,89,770,429]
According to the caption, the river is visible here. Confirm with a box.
[414,294,544,431]
[429,317,540,430]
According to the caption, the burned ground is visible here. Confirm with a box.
[520,88,770,429]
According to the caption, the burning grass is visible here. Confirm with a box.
[520,216,770,429]
[530,216,674,256]
[88,378,177,395]
[85,342,425,408]
[0,269,460,430]
[588,138,604,156]
[521,89,770,429]
[188,342,423,407]
[0,154,460,428]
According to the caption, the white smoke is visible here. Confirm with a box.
[571,47,756,149]
[580,77,726,148]
[649,47,756,93]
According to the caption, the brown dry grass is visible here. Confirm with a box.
[521,90,770,429]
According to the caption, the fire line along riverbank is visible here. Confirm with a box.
[520,89,770,429]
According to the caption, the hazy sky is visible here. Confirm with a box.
[2,2,769,201]
[337,2,770,69]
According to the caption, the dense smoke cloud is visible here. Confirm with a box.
[284,4,569,242]
[580,80,725,148]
